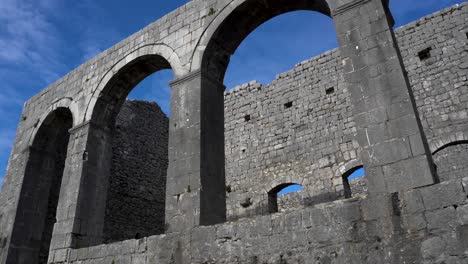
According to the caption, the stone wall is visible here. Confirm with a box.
[64,179,468,263]
[223,3,468,220]
[224,52,353,219]
[433,143,468,182]
[103,101,168,243]
[0,1,467,263]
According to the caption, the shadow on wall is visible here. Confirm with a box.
[342,166,366,199]
[432,140,468,182]
[10,108,73,264]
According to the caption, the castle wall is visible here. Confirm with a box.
[223,3,468,220]
[0,0,466,262]
[103,101,168,243]
[65,179,468,263]
[102,2,468,226]
[433,143,468,182]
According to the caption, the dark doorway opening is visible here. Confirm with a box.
[10,108,72,264]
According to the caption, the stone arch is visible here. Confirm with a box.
[342,165,365,198]
[10,107,73,264]
[190,0,332,79]
[336,159,363,178]
[429,132,468,154]
[336,159,364,198]
[73,44,185,247]
[432,139,468,182]
[188,0,333,222]
[267,183,303,213]
[262,175,306,195]
[27,97,79,147]
[84,44,186,124]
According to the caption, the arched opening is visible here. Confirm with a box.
[200,0,335,219]
[85,54,173,244]
[342,166,366,198]
[268,183,304,213]
[9,108,72,264]
[201,0,331,83]
[433,140,468,182]
[224,10,337,88]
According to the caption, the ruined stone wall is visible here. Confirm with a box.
[96,0,467,239]
[433,143,468,182]
[0,1,467,262]
[224,3,468,220]
[64,178,468,263]
[398,5,468,143]
[224,51,354,220]
[103,101,168,243]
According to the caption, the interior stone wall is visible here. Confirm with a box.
[223,3,468,220]
[103,100,168,243]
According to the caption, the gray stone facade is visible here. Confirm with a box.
[0,0,466,263]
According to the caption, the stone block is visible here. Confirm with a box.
[426,207,458,232]
[361,195,392,221]
[421,236,446,260]
[420,181,466,211]
[400,189,425,214]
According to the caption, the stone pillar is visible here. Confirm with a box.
[331,0,438,194]
[0,151,31,264]
[165,70,226,232]
[48,122,111,263]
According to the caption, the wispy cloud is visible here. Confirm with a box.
[0,0,68,84]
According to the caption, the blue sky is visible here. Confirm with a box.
[0,0,463,186]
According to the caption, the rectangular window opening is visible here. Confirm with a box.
[325,87,335,95]
[284,101,293,109]
[244,114,251,122]
[418,47,432,61]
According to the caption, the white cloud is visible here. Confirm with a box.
[0,0,67,84]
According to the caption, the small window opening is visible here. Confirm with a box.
[418,47,432,61]
[465,32,468,39]
[284,101,293,109]
[268,183,303,213]
[240,198,253,208]
[325,87,335,95]
[244,114,251,122]
[342,166,365,198]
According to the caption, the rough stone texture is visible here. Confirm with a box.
[2,109,73,264]
[0,0,466,263]
[103,101,168,243]
[223,2,468,219]
[349,177,368,197]
[276,191,304,213]
[433,143,468,182]
[62,179,468,264]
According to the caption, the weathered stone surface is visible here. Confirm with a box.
[0,1,467,264]
[104,101,168,243]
